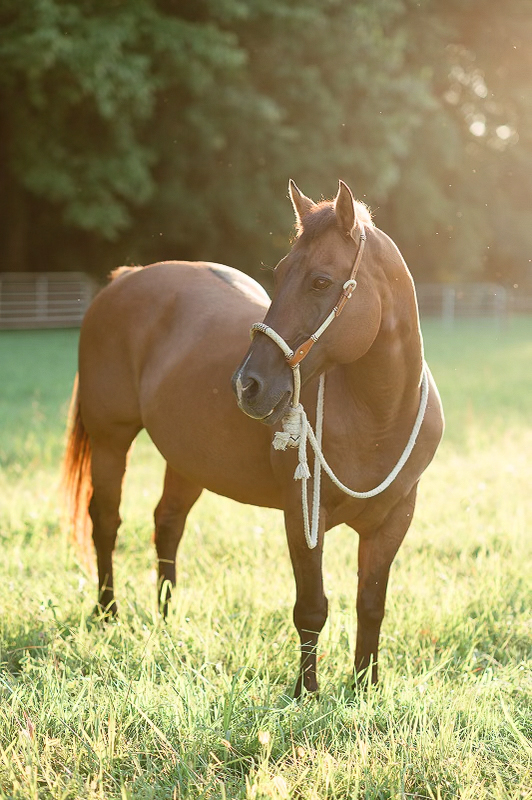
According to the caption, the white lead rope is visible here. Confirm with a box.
[271,364,429,549]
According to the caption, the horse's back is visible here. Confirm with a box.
[81,260,268,373]
[85,260,268,333]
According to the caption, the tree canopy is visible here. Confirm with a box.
[1,0,531,286]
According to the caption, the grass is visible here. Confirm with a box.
[0,318,531,799]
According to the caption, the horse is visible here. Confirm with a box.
[63,180,444,695]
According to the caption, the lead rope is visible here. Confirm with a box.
[272,364,429,549]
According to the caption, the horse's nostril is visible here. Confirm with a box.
[242,377,260,399]
[234,370,263,404]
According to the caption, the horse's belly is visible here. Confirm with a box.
[142,370,283,510]
[148,426,283,509]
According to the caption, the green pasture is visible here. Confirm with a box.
[0,319,531,799]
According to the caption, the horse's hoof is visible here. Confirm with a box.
[293,676,319,699]
[92,602,118,621]
[158,579,173,619]
[352,667,378,691]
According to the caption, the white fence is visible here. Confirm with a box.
[416,283,532,322]
[0,272,97,330]
[1,274,531,330]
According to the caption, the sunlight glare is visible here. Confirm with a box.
[470,120,486,137]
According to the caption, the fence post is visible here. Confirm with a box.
[442,286,456,327]
[36,274,48,322]
[494,286,508,329]
[82,276,94,315]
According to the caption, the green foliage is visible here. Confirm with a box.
[1,0,532,284]
[0,0,243,242]
[0,322,531,798]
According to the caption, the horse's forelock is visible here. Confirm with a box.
[298,199,373,242]
[354,199,374,226]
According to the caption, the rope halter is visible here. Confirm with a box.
[251,224,366,408]
[249,223,429,549]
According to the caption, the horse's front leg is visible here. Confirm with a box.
[353,485,418,685]
[154,466,203,617]
[284,503,328,696]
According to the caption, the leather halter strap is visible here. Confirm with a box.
[251,223,366,370]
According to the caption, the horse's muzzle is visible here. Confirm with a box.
[231,359,292,425]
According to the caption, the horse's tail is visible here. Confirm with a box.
[62,375,93,566]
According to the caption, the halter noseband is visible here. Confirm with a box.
[250,223,366,406]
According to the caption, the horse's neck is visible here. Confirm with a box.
[340,322,424,431]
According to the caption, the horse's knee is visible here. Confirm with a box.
[154,479,202,559]
[154,476,201,544]
[357,587,385,627]
[293,595,329,639]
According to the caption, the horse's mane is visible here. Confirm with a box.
[109,265,143,281]
[297,199,374,240]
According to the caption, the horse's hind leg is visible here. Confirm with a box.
[154,465,202,617]
[89,425,139,616]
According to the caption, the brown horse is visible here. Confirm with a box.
[63,180,443,695]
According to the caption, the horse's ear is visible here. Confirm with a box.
[288,179,315,225]
[334,180,358,237]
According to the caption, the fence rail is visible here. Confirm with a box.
[0,272,96,329]
[416,282,532,322]
[1,273,531,330]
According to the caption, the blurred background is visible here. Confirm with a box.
[1,0,531,298]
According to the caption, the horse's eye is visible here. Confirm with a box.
[312,276,332,291]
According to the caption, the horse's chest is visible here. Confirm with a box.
[319,468,397,532]
[308,424,414,533]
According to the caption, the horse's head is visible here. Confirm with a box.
[232,180,382,424]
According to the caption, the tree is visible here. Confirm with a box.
[0,0,243,271]
[1,0,531,287]
[379,0,532,283]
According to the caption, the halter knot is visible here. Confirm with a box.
[272,406,302,450]
[272,405,311,480]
